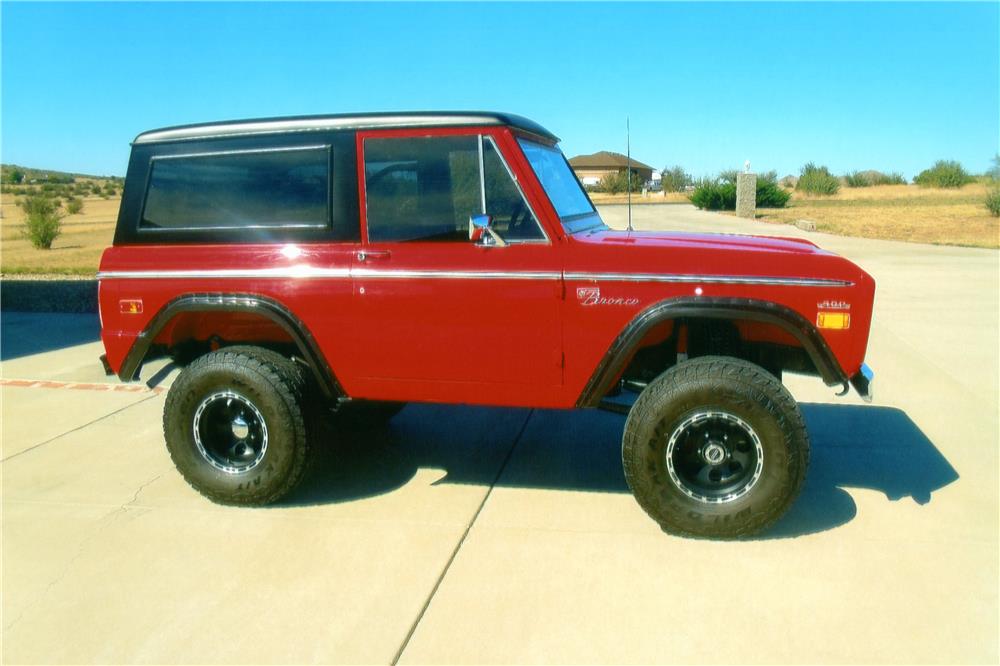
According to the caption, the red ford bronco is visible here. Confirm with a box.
[98,112,874,538]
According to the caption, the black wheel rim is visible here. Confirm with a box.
[193,391,268,474]
[665,410,764,503]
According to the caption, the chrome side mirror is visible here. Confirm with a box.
[469,214,507,248]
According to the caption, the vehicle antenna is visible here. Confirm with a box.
[626,116,633,232]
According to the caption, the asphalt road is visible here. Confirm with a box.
[2,205,997,664]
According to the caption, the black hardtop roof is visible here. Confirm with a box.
[133,111,559,145]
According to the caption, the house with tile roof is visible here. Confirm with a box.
[568,151,655,186]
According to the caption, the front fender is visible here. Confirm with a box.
[576,296,850,407]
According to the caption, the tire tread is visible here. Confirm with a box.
[163,347,310,506]
[622,356,809,538]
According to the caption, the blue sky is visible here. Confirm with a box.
[2,2,997,178]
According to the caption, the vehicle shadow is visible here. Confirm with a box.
[287,401,959,539]
[0,312,101,361]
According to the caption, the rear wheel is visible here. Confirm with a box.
[622,356,809,538]
[163,347,310,505]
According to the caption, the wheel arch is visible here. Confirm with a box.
[576,296,849,407]
[118,293,344,400]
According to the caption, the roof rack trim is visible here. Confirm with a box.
[133,113,558,145]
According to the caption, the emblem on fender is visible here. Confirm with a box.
[576,286,639,307]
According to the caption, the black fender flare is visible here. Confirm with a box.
[118,293,344,400]
[576,296,849,407]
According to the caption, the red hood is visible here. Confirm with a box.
[568,229,870,287]
[581,229,827,255]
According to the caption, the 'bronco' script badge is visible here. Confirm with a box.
[577,287,639,307]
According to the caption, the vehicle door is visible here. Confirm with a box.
[348,128,563,405]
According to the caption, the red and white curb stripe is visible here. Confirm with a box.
[0,378,165,394]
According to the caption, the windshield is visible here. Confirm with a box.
[518,139,605,233]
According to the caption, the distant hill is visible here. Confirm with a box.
[2,164,122,185]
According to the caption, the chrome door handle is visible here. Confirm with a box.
[357,250,391,262]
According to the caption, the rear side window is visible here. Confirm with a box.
[140,146,330,230]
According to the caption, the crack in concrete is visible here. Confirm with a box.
[2,473,162,633]
[390,409,534,665]
[1,393,161,462]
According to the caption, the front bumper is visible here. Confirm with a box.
[850,363,874,403]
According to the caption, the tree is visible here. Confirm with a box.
[597,170,645,194]
[19,195,64,249]
[660,165,692,192]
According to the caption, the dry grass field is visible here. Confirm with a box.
[1,195,121,275]
[751,182,999,249]
[588,191,691,205]
[0,183,996,276]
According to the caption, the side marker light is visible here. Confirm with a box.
[120,299,143,314]
[817,312,850,330]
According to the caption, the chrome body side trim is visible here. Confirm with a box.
[97,268,560,281]
[565,272,853,287]
[97,267,352,280]
[351,268,559,280]
[97,268,851,286]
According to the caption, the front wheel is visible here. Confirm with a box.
[622,356,809,538]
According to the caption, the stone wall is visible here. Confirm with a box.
[1,279,98,313]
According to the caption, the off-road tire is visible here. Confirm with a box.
[163,347,310,505]
[622,356,809,538]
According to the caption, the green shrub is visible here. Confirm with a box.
[660,165,692,192]
[19,195,64,249]
[756,179,791,208]
[689,179,736,210]
[986,157,1000,217]
[985,188,1000,217]
[845,170,904,187]
[913,160,974,188]
[796,163,840,195]
[844,171,869,187]
[4,167,25,184]
[65,197,84,215]
[596,170,644,194]
[690,172,790,211]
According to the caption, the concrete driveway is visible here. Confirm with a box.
[2,205,997,664]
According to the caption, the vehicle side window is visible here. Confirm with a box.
[483,139,544,241]
[364,135,546,243]
[365,136,479,242]
[140,146,330,231]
